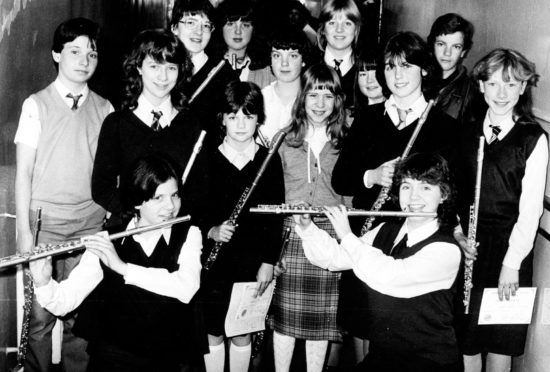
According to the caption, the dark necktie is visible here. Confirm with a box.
[396,107,412,129]
[151,110,163,132]
[489,124,501,144]
[390,234,408,257]
[333,59,343,76]
[66,93,82,111]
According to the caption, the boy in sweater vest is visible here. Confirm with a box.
[14,17,112,372]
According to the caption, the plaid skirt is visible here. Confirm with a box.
[271,217,342,341]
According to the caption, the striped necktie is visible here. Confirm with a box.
[66,93,82,110]
[334,59,343,76]
[151,110,163,132]
[489,124,501,144]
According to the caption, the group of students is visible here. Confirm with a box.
[12,0,548,372]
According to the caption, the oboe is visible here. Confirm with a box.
[0,215,191,269]
[360,99,435,235]
[204,129,288,271]
[181,130,206,185]
[464,136,484,314]
[250,204,437,218]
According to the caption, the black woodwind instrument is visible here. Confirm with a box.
[189,60,226,104]
[11,208,41,372]
[203,129,287,272]
[360,99,435,235]
[181,130,207,185]
[0,216,191,269]
[464,136,484,314]
[250,204,437,218]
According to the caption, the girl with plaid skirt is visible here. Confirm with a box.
[272,63,350,372]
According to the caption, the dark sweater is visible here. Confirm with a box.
[92,109,208,224]
[332,103,458,210]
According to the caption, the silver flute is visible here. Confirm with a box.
[0,215,191,269]
[250,204,437,218]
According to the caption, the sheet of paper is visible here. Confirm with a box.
[478,287,537,325]
[225,281,275,337]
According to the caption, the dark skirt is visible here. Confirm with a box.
[271,217,342,341]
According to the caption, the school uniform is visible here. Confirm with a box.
[201,140,284,335]
[324,49,356,108]
[297,219,462,371]
[33,219,203,371]
[455,113,548,356]
[272,130,350,341]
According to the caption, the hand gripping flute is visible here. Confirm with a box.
[464,136,484,314]
[360,99,435,235]
[203,129,287,271]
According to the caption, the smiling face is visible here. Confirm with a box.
[271,48,303,83]
[138,56,179,106]
[172,13,212,56]
[137,178,181,226]
[434,32,466,79]
[323,11,356,55]
[399,177,442,228]
[223,108,258,150]
[358,69,384,103]
[480,67,526,123]
[52,35,98,91]
[223,19,253,56]
[384,56,424,107]
[305,87,335,127]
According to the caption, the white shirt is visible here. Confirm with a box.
[384,94,428,129]
[133,95,177,128]
[480,112,548,270]
[260,82,296,142]
[324,48,353,77]
[219,136,258,170]
[14,78,114,149]
[296,219,461,298]
[191,51,209,75]
[34,221,203,316]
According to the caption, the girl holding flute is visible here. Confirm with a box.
[454,49,548,372]
[271,63,349,372]
[92,29,208,228]
[296,152,462,372]
[201,81,284,372]
[30,153,203,372]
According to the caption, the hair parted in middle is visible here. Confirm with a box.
[316,0,362,52]
[285,63,347,148]
[121,29,193,111]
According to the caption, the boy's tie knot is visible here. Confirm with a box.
[66,93,82,110]
[396,107,412,129]
[333,59,343,75]
[151,110,163,132]
[489,124,501,143]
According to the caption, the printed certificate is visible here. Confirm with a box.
[225,281,274,337]
[478,287,537,325]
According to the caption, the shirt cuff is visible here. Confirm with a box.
[124,263,142,284]
[363,171,373,189]
[34,279,57,306]
[502,250,523,271]
[294,221,318,238]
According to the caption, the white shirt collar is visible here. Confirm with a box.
[324,48,353,76]
[127,217,172,257]
[134,95,176,128]
[191,51,209,74]
[54,78,89,109]
[219,137,258,170]
[483,111,515,142]
[384,94,428,129]
[394,218,440,247]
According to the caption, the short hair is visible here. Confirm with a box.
[269,28,312,66]
[317,0,362,52]
[391,152,456,231]
[473,48,539,123]
[170,0,216,29]
[427,13,474,52]
[218,80,266,127]
[121,29,192,111]
[354,49,384,107]
[52,17,100,54]
[377,31,439,98]
[126,153,181,211]
[286,63,347,148]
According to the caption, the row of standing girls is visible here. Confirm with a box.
[14,1,548,372]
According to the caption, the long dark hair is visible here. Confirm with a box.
[121,29,192,111]
[285,63,346,148]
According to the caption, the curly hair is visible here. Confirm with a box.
[121,29,193,111]
[473,48,539,124]
[285,63,347,148]
[391,152,456,232]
